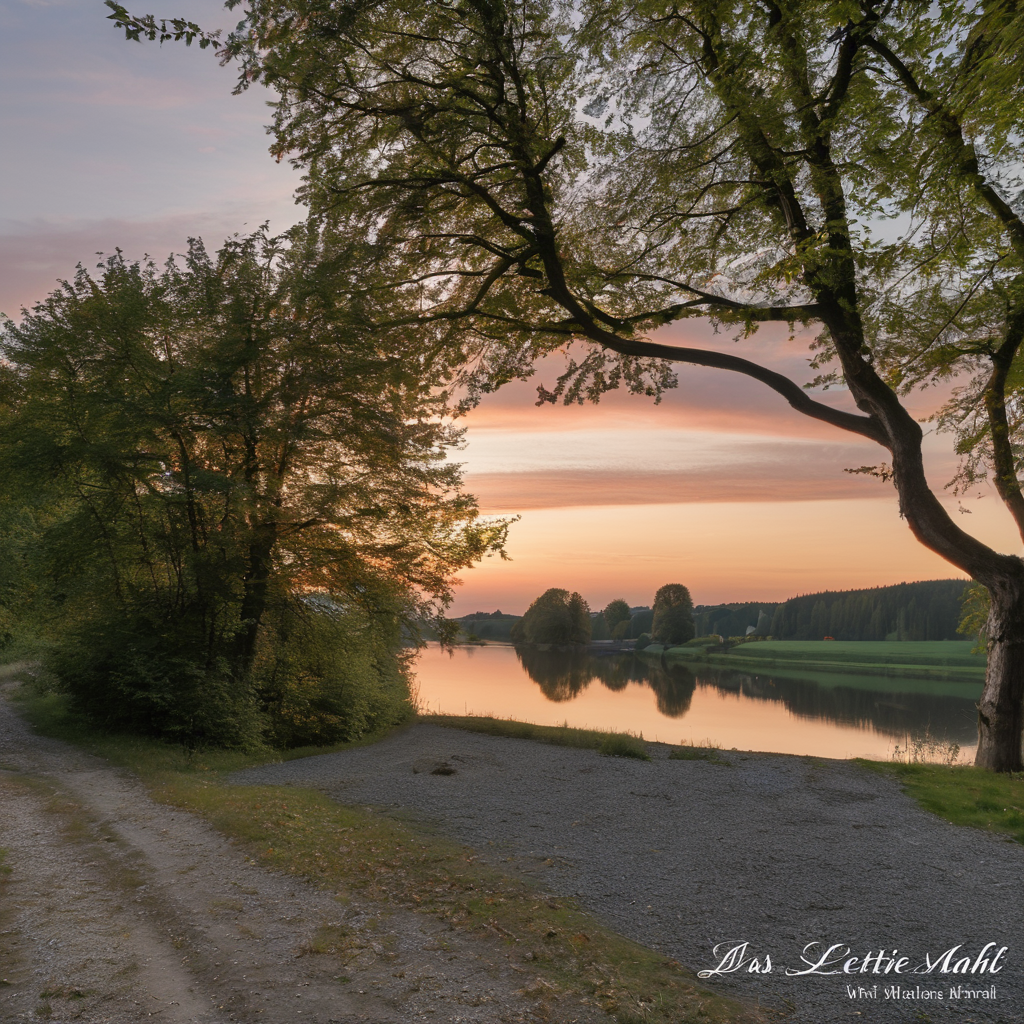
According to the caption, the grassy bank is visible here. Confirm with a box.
[859,760,1024,846]
[9,674,758,1024]
[652,640,986,684]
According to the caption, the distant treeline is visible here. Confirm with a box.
[456,612,521,641]
[458,579,971,645]
[694,579,969,642]
[693,603,777,639]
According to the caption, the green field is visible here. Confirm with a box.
[658,640,986,684]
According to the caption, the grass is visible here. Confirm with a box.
[668,748,732,767]
[598,733,651,760]
[9,674,760,1024]
[425,713,742,765]
[425,713,655,760]
[661,640,986,683]
[859,759,1024,846]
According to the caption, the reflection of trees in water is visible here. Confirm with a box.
[513,648,977,740]
[514,647,695,716]
[695,667,978,742]
[514,646,594,702]
[644,663,697,717]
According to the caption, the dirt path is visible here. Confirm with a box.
[0,675,600,1024]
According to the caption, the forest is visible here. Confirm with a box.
[693,579,968,642]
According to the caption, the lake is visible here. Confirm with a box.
[411,643,982,761]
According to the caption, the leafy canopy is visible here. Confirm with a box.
[0,226,507,743]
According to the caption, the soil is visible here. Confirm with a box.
[0,674,602,1024]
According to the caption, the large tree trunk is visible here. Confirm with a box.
[865,389,1024,772]
[976,578,1024,772]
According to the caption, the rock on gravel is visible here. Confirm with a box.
[232,723,1024,1024]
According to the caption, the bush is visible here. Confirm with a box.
[602,598,631,635]
[682,635,724,647]
[598,733,651,760]
[255,600,414,748]
[634,633,652,651]
[50,608,263,750]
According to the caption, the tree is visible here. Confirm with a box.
[568,591,592,644]
[651,584,696,646]
[515,588,591,644]
[107,2,1024,769]
[603,598,632,638]
[589,610,610,641]
[0,228,505,745]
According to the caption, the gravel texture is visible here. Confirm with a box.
[232,723,1024,1024]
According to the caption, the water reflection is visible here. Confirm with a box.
[515,646,696,715]
[513,646,977,743]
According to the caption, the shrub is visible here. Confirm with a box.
[255,599,414,748]
[598,733,651,760]
[602,598,631,635]
[50,608,263,750]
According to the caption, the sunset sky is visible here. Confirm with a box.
[4,0,1021,616]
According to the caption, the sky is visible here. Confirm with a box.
[3,0,1021,616]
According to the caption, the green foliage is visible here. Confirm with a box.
[568,591,592,645]
[692,604,778,639]
[766,580,967,642]
[611,618,631,640]
[651,585,695,646]
[602,599,631,633]
[255,600,414,748]
[0,229,505,746]
[598,733,651,761]
[106,0,1024,768]
[589,611,610,641]
[958,582,990,653]
[626,608,654,639]
[454,612,521,642]
[668,746,731,766]
[517,588,591,645]
[634,633,652,651]
[49,609,261,747]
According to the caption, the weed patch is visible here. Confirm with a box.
[599,733,651,761]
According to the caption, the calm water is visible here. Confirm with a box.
[411,644,982,761]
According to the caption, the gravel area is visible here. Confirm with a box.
[232,724,1024,1024]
